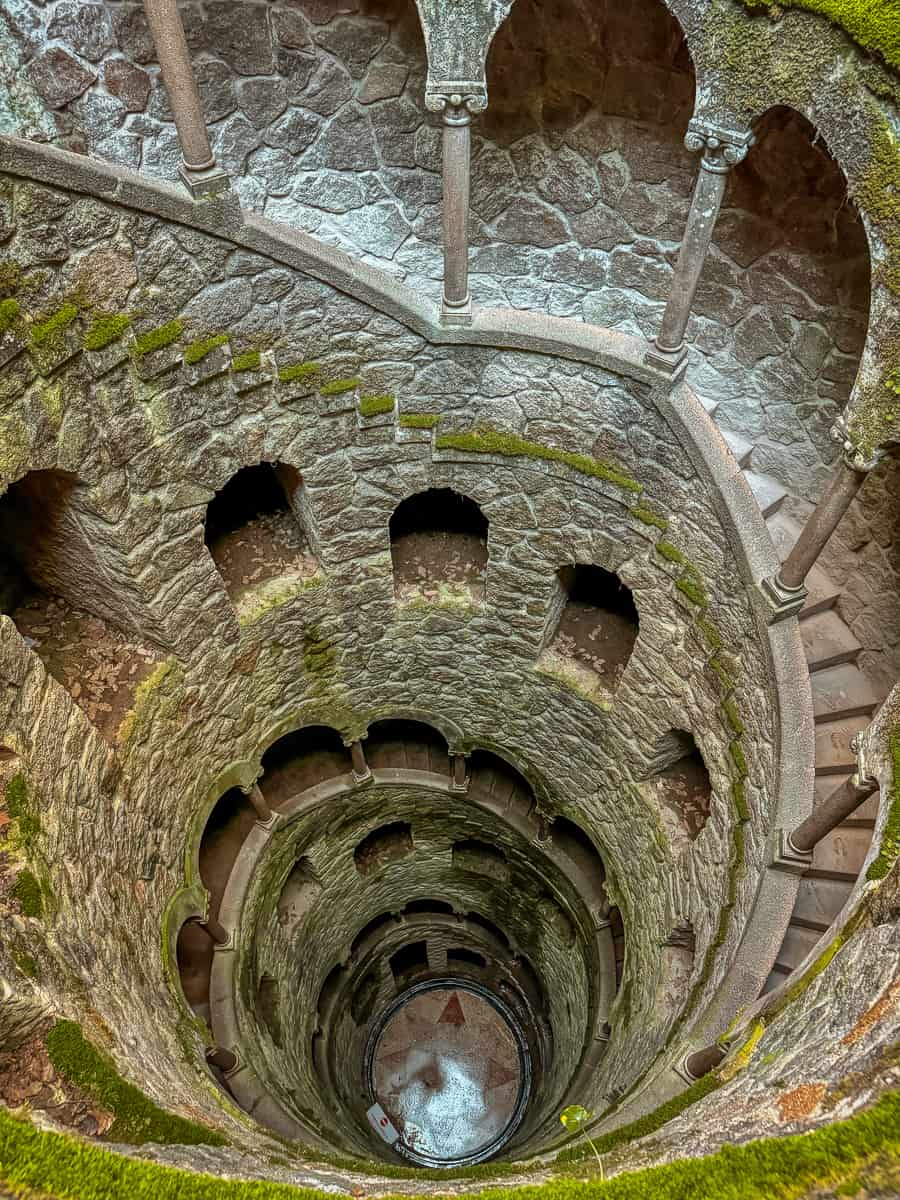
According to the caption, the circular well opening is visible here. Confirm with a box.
[367,979,531,1166]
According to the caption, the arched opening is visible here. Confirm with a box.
[540,564,639,698]
[448,947,488,971]
[0,470,162,741]
[549,816,607,902]
[259,725,350,809]
[658,922,695,1018]
[351,912,399,958]
[389,939,429,987]
[644,730,712,850]
[354,821,413,876]
[404,898,455,916]
[257,975,283,1048]
[204,462,319,616]
[478,0,694,319]
[389,487,488,604]
[452,839,511,883]
[467,749,536,820]
[176,919,213,1027]
[363,718,451,775]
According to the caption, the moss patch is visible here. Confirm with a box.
[117,659,179,745]
[676,573,709,608]
[4,773,40,852]
[320,376,360,396]
[2,1086,899,1198]
[0,297,20,336]
[435,426,642,494]
[45,1021,226,1147]
[11,951,39,980]
[183,333,228,365]
[630,503,668,531]
[131,320,183,359]
[83,313,131,353]
[30,303,78,348]
[399,412,440,429]
[866,724,900,880]
[277,361,320,384]
[231,349,261,373]
[12,869,42,918]
[358,393,394,418]
[739,0,900,72]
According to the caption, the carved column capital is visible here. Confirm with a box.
[426,89,487,121]
[830,414,887,473]
[685,119,754,173]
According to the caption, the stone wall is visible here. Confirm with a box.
[0,167,796,1146]
[0,0,873,505]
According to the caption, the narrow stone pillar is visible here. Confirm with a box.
[349,738,372,785]
[246,783,272,824]
[788,770,879,855]
[142,0,230,197]
[762,424,884,620]
[426,92,486,326]
[683,1042,726,1080]
[646,120,752,375]
[206,1046,238,1073]
[450,752,469,793]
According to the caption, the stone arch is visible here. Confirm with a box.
[389,486,489,603]
[203,460,321,619]
[258,724,351,809]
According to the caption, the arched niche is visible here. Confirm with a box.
[258,724,350,809]
[203,461,320,616]
[539,563,639,699]
[389,486,488,603]
[354,821,414,877]
[643,729,712,851]
[363,717,451,775]
[0,470,164,742]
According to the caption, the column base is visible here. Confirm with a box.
[441,294,473,326]
[760,573,808,623]
[769,827,813,875]
[352,767,374,787]
[644,340,688,378]
[179,162,232,200]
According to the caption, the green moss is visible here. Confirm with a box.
[83,313,131,352]
[723,698,745,736]
[0,261,22,299]
[131,320,183,359]
[710,654,736,692]
[5,774,40,850]
[0,297,20,335]
[12,952,39,980]
[739,0,900,72]
[117,660,178,744]
[866,724,900,879]
[733,776,751,822]
[12,869,42,918]
[358,393,394,418]
[696,617,723,652]
[399,412,440,429]
[320,376,360,396]
[556,1074,721,1164]
[302,627,337,681]
[45,1021,226,1147]
[655,540,685,565]
[719,1020,766,1081]
[231,349,261,373]
[435,426,643,494]
[3,1086,898,1199]
[277,361,320,384]
[730,738,749,778]
[630,504,668,531]
[237,576,322,626]
[676,573,709,608]
[30,303,78,348]
[183,333,228,365]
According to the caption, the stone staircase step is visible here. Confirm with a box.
[698,392,719,417]
[721,428,753,468]
[809,824,872,880]
[743,469,788,518]
[791,875,854,931]
[765,511,840,615]
[811,663,881,723]
[799,609,862,672]
[771,923,824,975]
[814,714,871,776]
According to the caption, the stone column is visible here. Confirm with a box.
[788,770,879,856]
[762,421,884,621]
[682,1042,726,1080]
[199,915,230,946]
[142,0,230,198]
[426,92,486,326]
[245,783,273,824]
[646,120,753,375]
[450,751,470,793]
[206,1045,238,1073]
[349,738,372,785]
